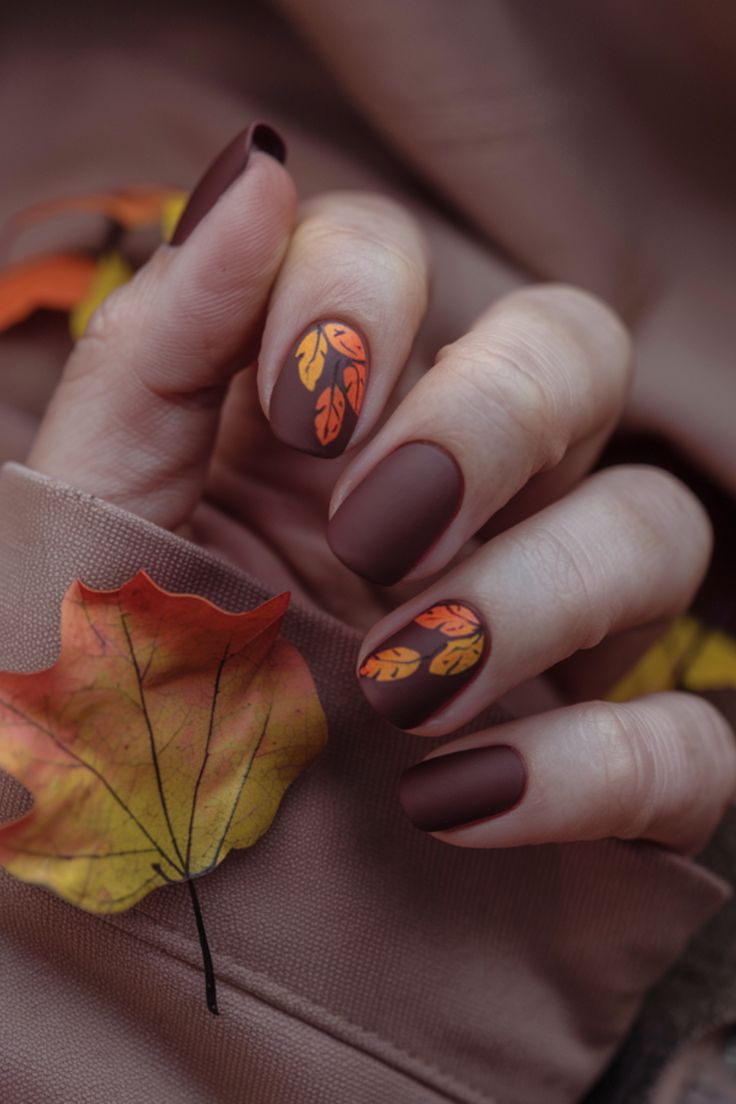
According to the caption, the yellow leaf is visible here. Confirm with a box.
[359,646,421,681]
[428,632,485,676]
[0,571,327,915]
[160,191,189,242]
[69,251,134,340]
[296,325,328,391]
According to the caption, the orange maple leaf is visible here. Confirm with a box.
[0,570,327,1013]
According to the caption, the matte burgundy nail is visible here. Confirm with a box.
[170,121,286,246]
[398,745,527,832]
[358,600,490,728]
[270,320,370,457]
[327,441,463,585]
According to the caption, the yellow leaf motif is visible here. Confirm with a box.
[428,633,485,677]
[296,326,328,391]
[359,646,421,681]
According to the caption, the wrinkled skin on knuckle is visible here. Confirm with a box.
[435,335,567,472]
[515,521,615,649]
[594,466,713,608]
[294,204,428,310]
[581,701,660,841]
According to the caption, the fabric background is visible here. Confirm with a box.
[0,460,730,1104]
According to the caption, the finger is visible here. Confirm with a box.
[397,693,736,855]
[27,123,296,528]
[257,190,429,457]
[356,465,712,734]
[327,283,631,586]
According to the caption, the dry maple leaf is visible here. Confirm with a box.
[0,570,327,1014]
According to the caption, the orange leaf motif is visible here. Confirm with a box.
[359,646,422,681]
[0,571,327,915]
[428,632,485,677]
[0,253,97,332]
[324,322,366,361]
[296,326,328,391]
[415,604,480,638]
[315,382,346,445]
[343,361,366,415]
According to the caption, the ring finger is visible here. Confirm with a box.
[356,465,712,735]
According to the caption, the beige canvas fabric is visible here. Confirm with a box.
[0,460,730,1104]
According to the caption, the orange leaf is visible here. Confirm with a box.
[415,604,480,637]
[359,646,421,681]
[315,382,346,445]
[5,186,187,237]
[428,632,485,677]
[296,325,328,391]
[0,253,97,331]
[343,361,366,415]
[324,322,366,361]
[0,570,327,915]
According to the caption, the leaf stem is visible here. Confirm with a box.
[187,878,219,1016]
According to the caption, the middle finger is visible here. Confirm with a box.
[327,283,631,585]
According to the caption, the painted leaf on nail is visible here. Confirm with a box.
[296,326,328,391]
[343,361,366,415]
[324,322,366,362]
[0,570,327,915]
[359,646,422,681]
[415,604,480,638]
[315,382,346,446]
[428,632,485,676]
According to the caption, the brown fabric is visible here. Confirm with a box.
[0,459,730,1104]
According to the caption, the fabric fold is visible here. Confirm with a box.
[0,460,731,1104]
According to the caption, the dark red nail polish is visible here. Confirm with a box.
[398,744,526,832]
[270,320,370,457]
[358,600,490,728]
[170,121,286,246]
[327,441,463,584]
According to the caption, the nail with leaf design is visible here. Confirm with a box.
[269,319,370,457]
[358,601,490,730]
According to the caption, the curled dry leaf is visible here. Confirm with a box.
[0,571,327,914]
[296,326,328,391]
[415,604,480,638]
[428,632,485,677]
[359,646,422,682]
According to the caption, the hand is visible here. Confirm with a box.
[26,125,736,856]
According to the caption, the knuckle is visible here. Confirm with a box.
[295,195,428,303]
[585,695,736,847]
[516,522,612,647]
[593,465,713,600]
[437,336,566,470]
[581,702,660,840]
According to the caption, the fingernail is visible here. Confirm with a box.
[399,744,526,832]
[327,441,463,584]
[358,600,489,728]
[170,121,286,246]
[269,320,370,457]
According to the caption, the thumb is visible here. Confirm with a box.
[26,123,295,529]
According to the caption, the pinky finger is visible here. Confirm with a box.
[398,693,736,855]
